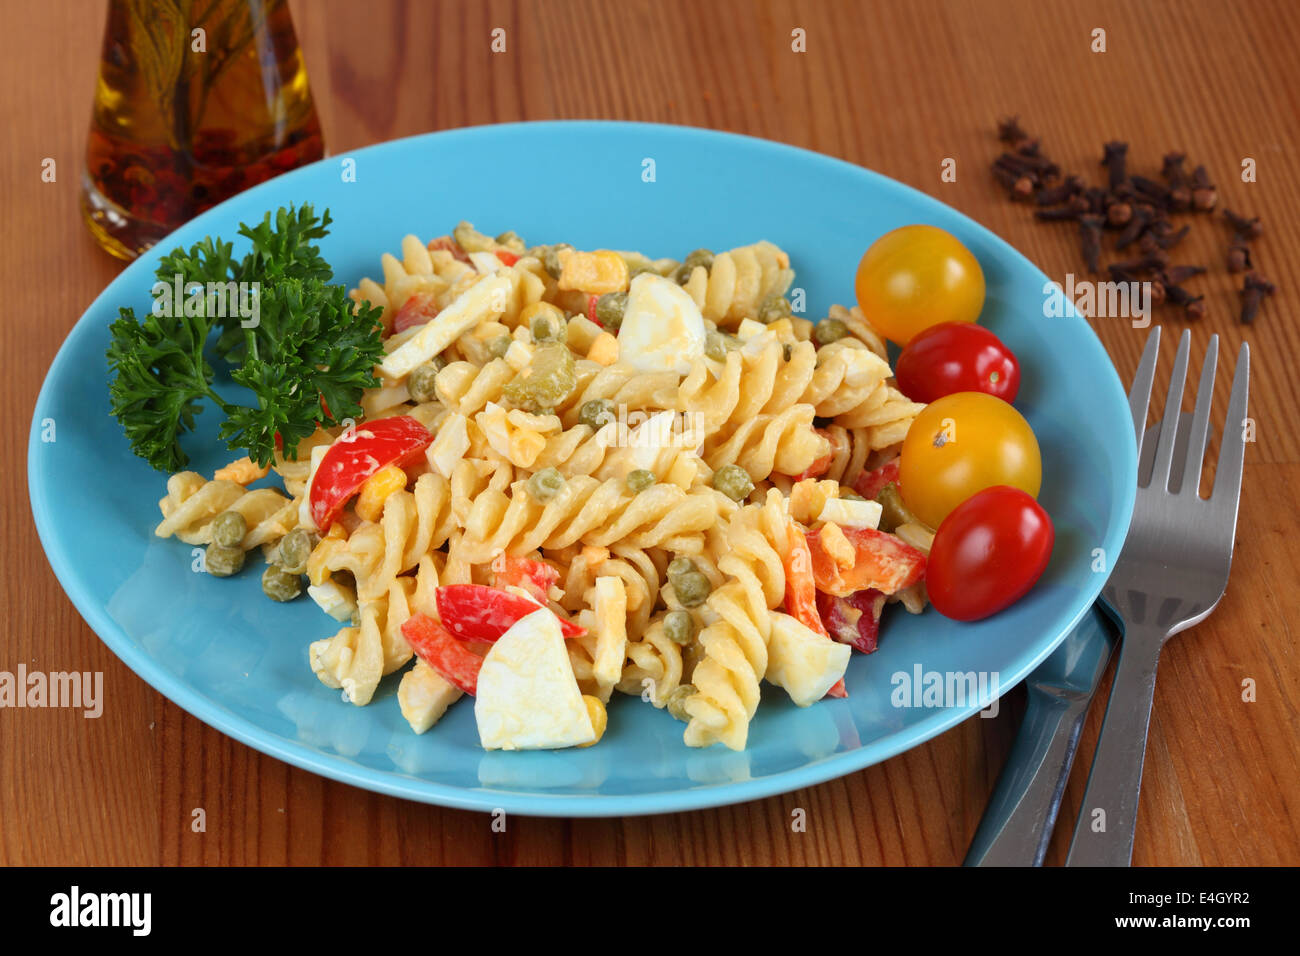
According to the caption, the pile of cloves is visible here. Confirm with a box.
[992,117,1276,324]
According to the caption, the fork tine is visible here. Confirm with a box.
[1179,335,1218,496]
[1129,327,1161,455]
[1149,330,1191,489]
[1212,342,1250,504]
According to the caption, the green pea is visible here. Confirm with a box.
[683,248,714,271]
[712,463,755,502]
[494,230,522,248]
[672,263,694,286]
[704,330,740,362]
[276,529,312,575]
[540,246,563,279]
[530,313,559,343]
[211,510,246,548]
[487,335,512,359]
[813,317,850,345]
[626,469,656,493]
[667,556,697,580]
[452,221,494,253]
[663,610,695,646]
[578,398,616,430]
[594,292,628,330]
[205,544,245,578]
[527,467,566,502]
[875,483,918,534]
[262,565,303,602]
[673,570,711,608]
[758,295,793,324]
[407,362,441,403]
[783,343,793,362]
[665,684,696,721]
[503,344,577,413]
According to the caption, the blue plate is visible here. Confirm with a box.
[28,121,1135,816]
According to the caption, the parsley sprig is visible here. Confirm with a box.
[107,205,384,472]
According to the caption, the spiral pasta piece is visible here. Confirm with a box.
[701,403,828,482]
[680,241,793,327]
[457,476,725,564]
[156,471,298,549]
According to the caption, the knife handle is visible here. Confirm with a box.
[964,605,1116,867]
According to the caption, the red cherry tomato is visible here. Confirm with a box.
[308,416,432,532]
[895,322,1021,404]
[926,486,1054,621]
[852,458,901,500]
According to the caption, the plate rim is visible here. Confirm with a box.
[28,119,1136,816]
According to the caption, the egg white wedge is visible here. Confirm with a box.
[616,273,707,374]
[765,611,851,707]
[475,607,596,750]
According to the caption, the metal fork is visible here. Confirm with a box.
[1066,327,1249,866]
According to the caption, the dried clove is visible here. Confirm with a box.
[1101,141,1129,190]
[998,116,1029,144]
[1239,272,1276,324]
[1115,204,1155,250]
[1035,195,1090,220]
[1164,264,1207,285]
[1227,239,1252,273]
[1107,200,1134,228]
[1078,215,1104,273]
[1223,208,1263,240]
[1036,175,1086,206]
[1190,165,1217,211]
[1111,250,1171,274]
[1184,298,1207,320]
[1131,176,1173,210]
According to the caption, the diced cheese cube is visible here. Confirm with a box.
[504,339,533,371]
[426,412,470,478]
[380,273,513,380]
[736,317,767,340]
[468,251,505,274]
[818,497,883,530]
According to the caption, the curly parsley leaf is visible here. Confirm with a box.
[106,203,385,472]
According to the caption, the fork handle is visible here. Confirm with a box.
[1065,628,1163,866]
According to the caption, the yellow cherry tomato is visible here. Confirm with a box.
[899,392,1040,529]
[854,225,985,345]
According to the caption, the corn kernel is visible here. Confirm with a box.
[579,694,608,747]
[558,249,629,295]
[587,331,619,366]
[355,465,408,522]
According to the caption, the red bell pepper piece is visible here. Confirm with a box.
[806,525,926,597]
[491,553,559,604]
[494,249,520,267]
[392,291,440,333]
[428,236,470,263]
[816,589,886,655]
[783,522,847,699]
[586,293,602,327]
[401,613,482,695]
[308,415,433,532]
[852,458,901,500]
[435,584,586,641]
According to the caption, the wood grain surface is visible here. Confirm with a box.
[4,0,1297,866]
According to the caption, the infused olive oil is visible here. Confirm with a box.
[82,0,324,259]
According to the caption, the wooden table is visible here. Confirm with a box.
[5,0,1297,866]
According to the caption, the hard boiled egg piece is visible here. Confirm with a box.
[616,273,707,374]
[475,608,596,750]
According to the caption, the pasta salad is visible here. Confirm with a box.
[122,210,941,752]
